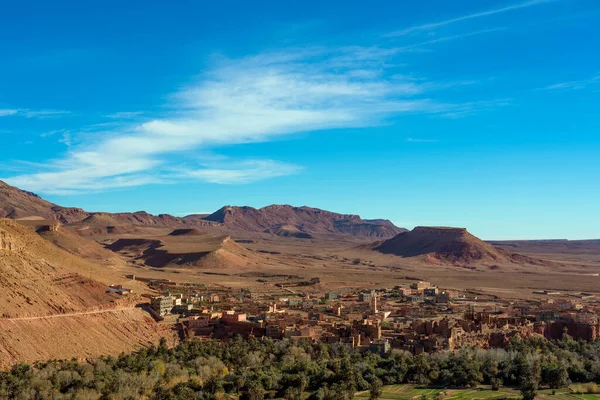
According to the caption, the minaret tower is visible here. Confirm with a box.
[371,293,378,314]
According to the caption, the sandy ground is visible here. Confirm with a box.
[92,231,600,300]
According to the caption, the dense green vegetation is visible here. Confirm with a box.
[2,334,600,399]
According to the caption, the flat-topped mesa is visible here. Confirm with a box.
[370,225,548,266]
[266,205,362,220]
[168,228,206,236]
[412,226,469,236]
[208,205,363,221]
[17,219,61,233]
[201,204,405,238]
[107,232,255,269]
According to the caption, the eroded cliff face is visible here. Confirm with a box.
[0,224,24,252]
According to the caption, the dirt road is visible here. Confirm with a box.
[1,306,139,321]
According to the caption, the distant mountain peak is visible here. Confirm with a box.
[202,204,405,238]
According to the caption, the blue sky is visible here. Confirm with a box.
[1,0,599,240]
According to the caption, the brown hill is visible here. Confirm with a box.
[201,205,405,238]
[79,213,123,227]
[0,181,87,223]
[264,224,314,239]
[0,180,62,220]
[0,218,164,366]
[168,228,207,236]
[18,220,126,266]
[0,180,196,228]
[370,226,548,266]
[107,232,257,269]
[67,211,202,233]
[0,219,121,318]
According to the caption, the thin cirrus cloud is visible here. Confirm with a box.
[406,138,439,143]
[385,0,556,37]
[106,111,145,119]
[4,44,505,195]
[542,75,600,91]
[177,160,303,185]
[0,109,19,117]
[394,27,508,51]
[0,109,70,118]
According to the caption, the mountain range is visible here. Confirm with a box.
[0,179,569,267]
[0,180,405,239]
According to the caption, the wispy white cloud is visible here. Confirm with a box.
[23,109,70,118]
[385,0,555,37]
[3,45,505,194]
[40,129,65,138]
[106,111,145,119]
[40,129,74,147]
[334,28,506,60]
[406,138,439,143]
[0,109,70,118]
[177,159,302,184]
[438,98,512,118]
[0,109,19,117]
[59,131,73,148]
[395,28,508,51]
[541,75,600,91]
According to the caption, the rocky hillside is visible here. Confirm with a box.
[1,180,63,220]
[0,180,194,227]
[0,219,120,317]
[201,205,405,238]
[370,226,548,265]
[0,218,165,366]
[0,181,92,223]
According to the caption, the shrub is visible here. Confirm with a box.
[571,382,599,394]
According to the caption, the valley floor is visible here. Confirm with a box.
[109,232,600,301]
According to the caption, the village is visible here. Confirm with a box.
[113,275,600,355]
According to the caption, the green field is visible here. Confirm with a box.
[355,384,600,399]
